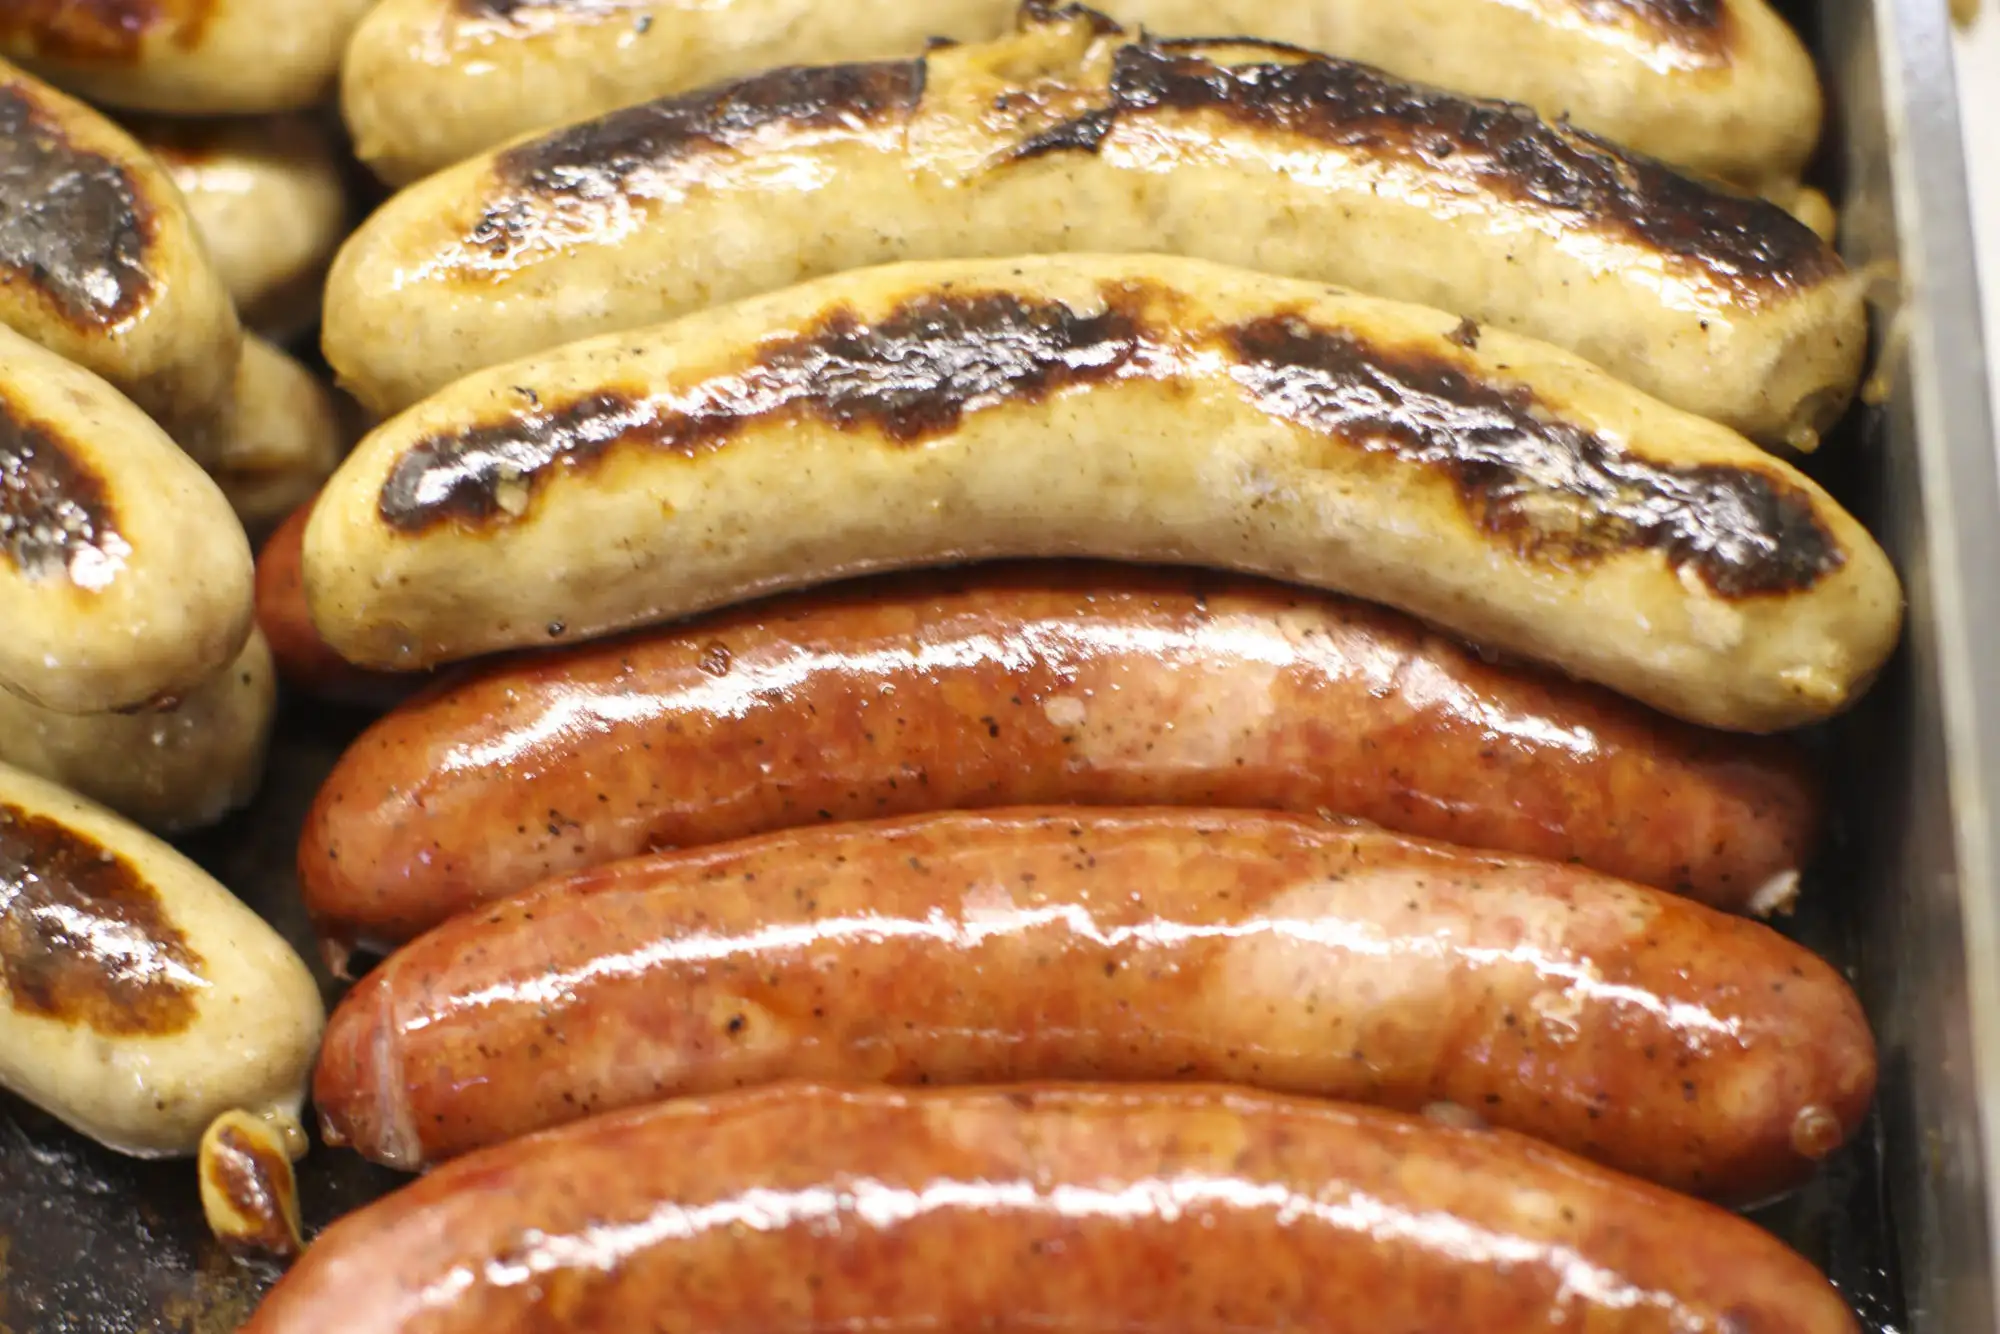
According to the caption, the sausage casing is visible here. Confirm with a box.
[313,807,1875,1200]
[342,0,1820,194]
[0,0,375,114]
[0,63,241,454]
[0,322,253,715]
[0,762,324,1158]
[244,1083,1861,1334]
[0,628,274,833]
[298,563,1819,951]
[128,114,350,339]
[212,338,351,541]
[305,253,1901,732]
[323,10,1860,447]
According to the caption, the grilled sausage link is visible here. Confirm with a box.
[0,762,324,1158]
[0,0,376,115]
[298,563,1820,953]
[305,253,1901,733]
[128,114,350,339]
[212,338,351,541]
[322,8,1860,448]
[244,1083,1861,1334]
[313,807,1875,1200]
[0,629,274,833]
[0,63,241,455]
[342,0,1820,194]
[0,322,253,715]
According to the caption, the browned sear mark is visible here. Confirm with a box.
[0,802,202,1035]
[0,0,216,60]
[466,59,923,265]
[1011,40,1823,297]
[0,399,124,586]
[379,282,1842,600]
[1224,314,1841,598]
[0,85,155,327]
[1575,0,1727,45]
[380,289,1145,528]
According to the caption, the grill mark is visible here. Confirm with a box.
[1578,0,1726,40]
[0,802,203,1037]
[0,400,127,589]
[0,85,156,328]
[382,291,1145,527]
[457,30,1819,299]
[0,0,216,60]
[1010,41,1831,297]
[467,59,923,265]
[1223,315,1841,597]
[379,285,1842,600]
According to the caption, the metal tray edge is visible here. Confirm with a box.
[1856,0,2000,1326]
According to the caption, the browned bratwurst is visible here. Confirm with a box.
[298,565,1819,957]
[245,1083,1861,1334]
[312,808,1875,1201]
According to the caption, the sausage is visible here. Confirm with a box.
[0,0,376,115]
[298,562,1821,954]
[244,1082,1861,1334]
[0,629,274,833]
[304,253,1901,733]
[0,762,325,1158]
[212,338,352,542]
[312,807,1874,1200]
[0,322,254,715]
[0,62,241,455]
[128,114,350,339]
[321,8,1861,448]
[341,0,1821,194]
[256,497,418,708]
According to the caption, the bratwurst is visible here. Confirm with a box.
[297,563,1819,953]
[0,322,252,715]
[342,0,1821,193]
[129,114,350,339]
[0,762,323,1158]
[244,1083,1861,1334]
[0,628,274,833]
[0,0,376,114]
[304,253,1901,732]
[0,62,240,454]
[312,808,1875,1200]
[323,9,1860,446]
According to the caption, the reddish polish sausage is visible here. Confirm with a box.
[248,1083,1861,1334]
[298,566,1820,954]
[312,808,1873,1200]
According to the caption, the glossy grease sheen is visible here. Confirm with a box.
[244,1083,1861,1334]
[298,563,1820,951]
[313,808,1875,1199]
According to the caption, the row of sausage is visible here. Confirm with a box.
[0,0,1900,1329]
